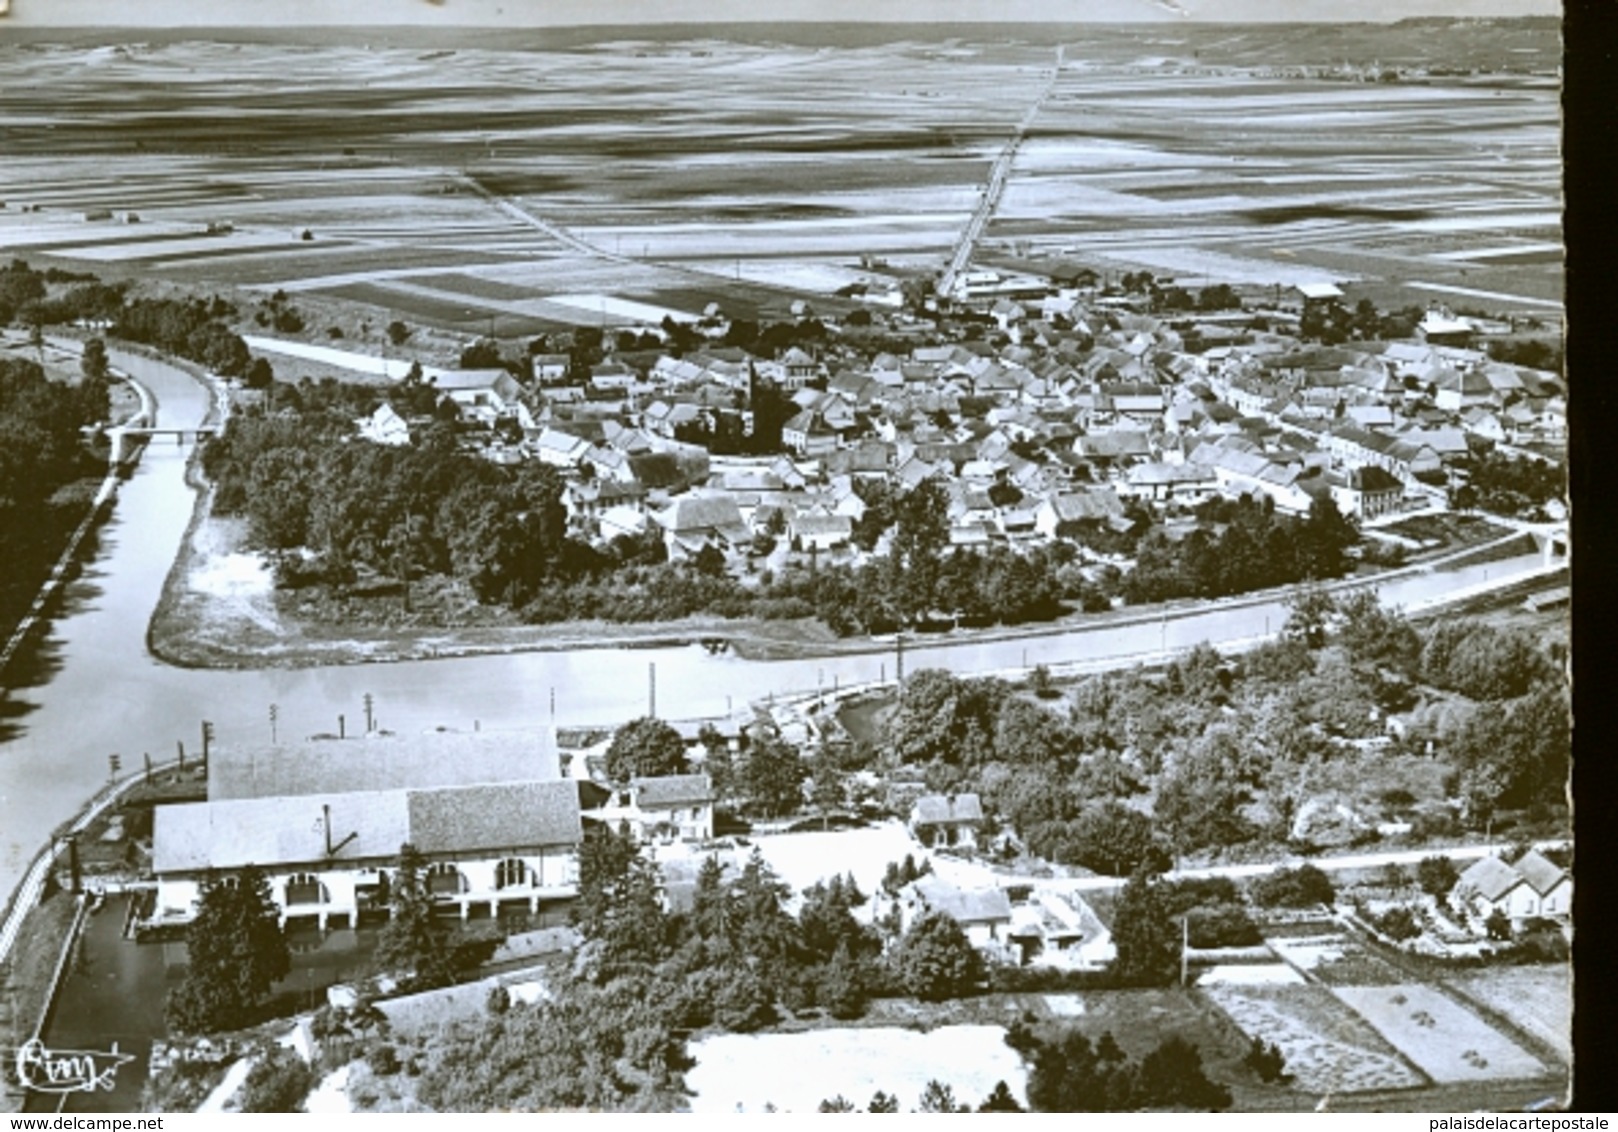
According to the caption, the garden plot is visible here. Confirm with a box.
[1197,964,1304,987]
[1447,966,1572,1063]
[1267,932,1406,987]
[686,1026,1026,1114]
[1333,985,1547,1084]
[1201,983,1424,1094]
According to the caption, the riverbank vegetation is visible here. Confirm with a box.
[0,351,112,651]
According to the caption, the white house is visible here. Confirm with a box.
[432,369,525,424]
[1455,850,1572,926]
[356,403,411,447]
[897,875,1013,955]
[587,774,715,844]
[909,793,984,849]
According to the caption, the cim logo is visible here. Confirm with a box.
[13,1038,134,1094]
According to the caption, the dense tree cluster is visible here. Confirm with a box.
[884,599,1565,871]
[202,400,572,605]
[1450,443,1565,518]
[0,356,110,636]
[1007,1021,1232,1112]
[1126,495,1359,603]
[114,295,252,378]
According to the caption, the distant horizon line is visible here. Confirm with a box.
[3,14,1560,29]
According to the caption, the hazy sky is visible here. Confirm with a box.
[0,0,1561,26]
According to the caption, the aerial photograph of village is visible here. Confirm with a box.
[0,0,1576,1115]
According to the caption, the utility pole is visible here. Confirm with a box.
[200,721,213,761]
[1180,915,1190,988]
[269,703,279,744]
[363,693,375,734]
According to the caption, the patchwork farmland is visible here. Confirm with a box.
[0,23,1560,341]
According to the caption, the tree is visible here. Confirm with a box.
[799,873,874,961]
[977,1081,1024,1112]
[819,1096,857,1112]
[573,821,642,941]
[81,337,109,382]
[604,717,689,783]
[1009,1025,1137,1112]
[166,865,291,1034]
[1055,801,1170,877]
[1484,908,1512,942]
[1282,585,1338,650]
[239,1046,314,1113]
[373,843,457,991]
[244,356,274,391]
[386,320,411,347]
[1296,497,1357,580]
[809,756,845,828]
[1416,855,1460,899]
[868,1090,901,1113]
[1136,1035,1232,1110]
[1110,871,1180,987]
[1243,1036,1290,1084]
[817,944,870,1020]
[414,974,692,1112]
[741,731,807,819]
[892,911,985,1002]
[916,1080,964,1112]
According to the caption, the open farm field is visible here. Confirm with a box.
[1446,966,1572,1063]
[1201,983,1424,1093]
[0,25,1559,331]
[1332,985,1547,1085]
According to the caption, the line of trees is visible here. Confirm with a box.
[0,355,111,639]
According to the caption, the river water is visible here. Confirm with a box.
[0,349,1552,905]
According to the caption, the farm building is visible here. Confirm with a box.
[152,778,583,929]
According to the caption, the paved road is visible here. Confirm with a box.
[938,46,1063,297]
[989,839,1572,895]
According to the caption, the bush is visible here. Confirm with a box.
[1416,856,1460,899]
[366,1042,400,1076]
[1250,864,1335,909]
[1370,905,1423,942]
[1243,1036,1290,1084]
[1186,904,1262,949]
[238,1048,314,1113]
